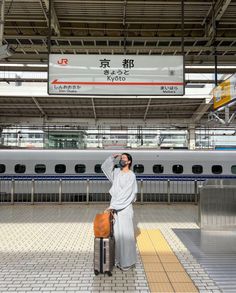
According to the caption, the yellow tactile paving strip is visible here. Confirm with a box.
[137,229,199,293]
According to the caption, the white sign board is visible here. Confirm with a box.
[48,55,184,96]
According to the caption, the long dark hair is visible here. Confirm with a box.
[122,153,133,169]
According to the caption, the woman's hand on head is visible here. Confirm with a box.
[112,154,121,158]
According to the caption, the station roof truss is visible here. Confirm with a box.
[1,0,236,65]
[0,96,215,122]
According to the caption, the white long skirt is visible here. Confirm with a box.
[113,204,137,268]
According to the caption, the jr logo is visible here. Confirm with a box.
[57,58,68,65]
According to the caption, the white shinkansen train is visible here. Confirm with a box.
[0,149,236,180]
[0,149,235,202]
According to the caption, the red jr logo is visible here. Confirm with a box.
[57,58,68,65]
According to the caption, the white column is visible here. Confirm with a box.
[0,126,3,145]
[188,125,196,150]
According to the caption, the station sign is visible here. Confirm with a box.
[48,54,184,96]
[213,73,236,110]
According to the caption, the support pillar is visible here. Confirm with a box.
[0,0,5,45]
[188,125,196,150]
[0,126,3,145]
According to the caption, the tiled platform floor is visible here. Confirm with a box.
[0,204,221,293]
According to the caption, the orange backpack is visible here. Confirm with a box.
[93,211,114,238]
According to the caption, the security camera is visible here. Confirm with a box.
[0,44,15,59]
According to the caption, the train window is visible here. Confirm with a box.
[0,164,6,173]
[153,164,164,174]
[15,164,26,173]
[192,165,203,174]
[95,164,103,173]
[231,165,236,174]
[75,164,86,173]
[55,164,66,173]
[133,164,144,174]
[172,164,183,174]
[35,164,46,174]
[212,165,222,174]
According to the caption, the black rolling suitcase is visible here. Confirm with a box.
[94,236,115,276]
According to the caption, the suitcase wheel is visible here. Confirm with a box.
[94,270,99,276]
[107,271,112,277]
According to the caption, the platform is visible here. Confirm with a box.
[0,204,225,293]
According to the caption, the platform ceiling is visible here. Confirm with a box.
[0,96,209,120]
[2,0,236,64]
[0,0,236,125]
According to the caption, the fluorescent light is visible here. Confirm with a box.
[26,64,47,67]
[0,63,47,67]
[0,63,25,67]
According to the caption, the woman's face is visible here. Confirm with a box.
[121,154,130,167]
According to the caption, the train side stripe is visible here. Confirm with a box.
[0,175,236,181]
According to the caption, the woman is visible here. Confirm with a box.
[101,153,138,271]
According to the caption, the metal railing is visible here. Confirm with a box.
[0,179,201,205]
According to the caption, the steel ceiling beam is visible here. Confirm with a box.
[4,18,215,25]
[91,98,97,120]
[0,35,212,41]
[6,25,235,32]
[0,0,5,45]
[41,0,60,36]
[143,98,152,121]
[216,0,232,22]
[5,35,236,42]
[10,44,236,53]
[54,1,212,4]
[192,100,213,122]
[32,97,47,117]
[206,0,232,38]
